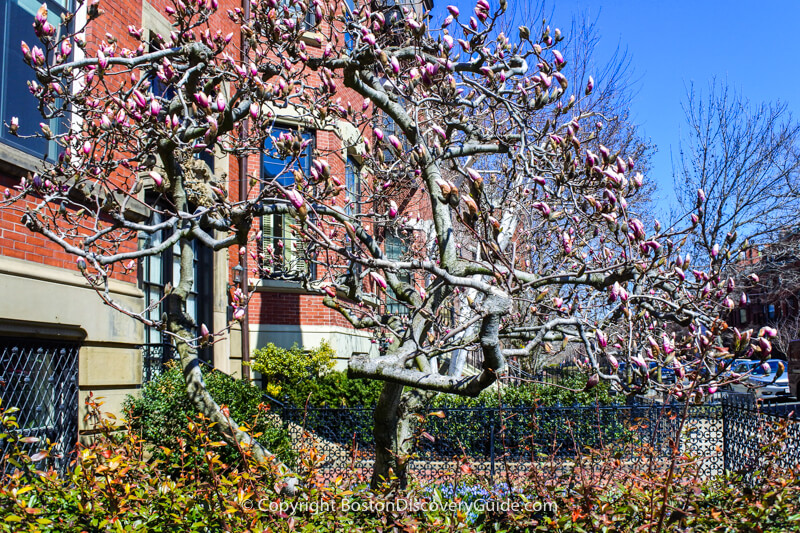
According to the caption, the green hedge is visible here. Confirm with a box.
[278,369,614,409]
[280,370,383,407]
[430,372,618,408]
[123,363,295,468]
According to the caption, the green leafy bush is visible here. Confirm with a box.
[123,363,295,468]
[250,340,335,397]
[249,339,382,407]
[281,370,383,407]
[3,396,800,532]
[431,372,617,408]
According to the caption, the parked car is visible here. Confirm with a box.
[617,361,675,385]
[722,359,758,390]
[731,359,789,399]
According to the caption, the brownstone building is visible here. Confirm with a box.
[0,0,431,464]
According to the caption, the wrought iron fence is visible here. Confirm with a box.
[280,401,726,482]
[722,395,800,475]
[0,339,79,475]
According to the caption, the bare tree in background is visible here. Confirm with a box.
[674,84,800,348]
[675,83,800,265]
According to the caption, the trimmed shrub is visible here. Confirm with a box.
[250,340,335,397]
[2,396,800,531]
[281,370,383,407]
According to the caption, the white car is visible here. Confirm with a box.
[737,359,790,399]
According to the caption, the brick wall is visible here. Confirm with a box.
[0,0,400,341]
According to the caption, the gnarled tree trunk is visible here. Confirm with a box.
[371,383,435,488]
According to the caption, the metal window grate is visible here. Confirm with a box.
[0,338,79,475]
[141,343,178,384]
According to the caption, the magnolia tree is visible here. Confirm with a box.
[2,0,777,488]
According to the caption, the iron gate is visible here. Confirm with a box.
[0,338,79,474]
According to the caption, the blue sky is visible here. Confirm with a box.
[449,0,800,213]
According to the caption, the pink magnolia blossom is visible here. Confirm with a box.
[595,330,607,349]
[285,189,304,209]
[389,55,400,74]
[673,360,685,379]
[370,271,387,290]
[32,46,46,66]
[759,326,778,338]
[215,94,226,112]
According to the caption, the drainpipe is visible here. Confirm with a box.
[238,0,252,381]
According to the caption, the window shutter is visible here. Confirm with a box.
[283,214,304,274]
[262,214,273,271]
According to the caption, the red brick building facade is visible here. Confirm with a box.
[0,0,430,444]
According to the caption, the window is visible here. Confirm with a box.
[0,0,70,160]
[0,337,78,474]
[281,0,315,31]
[371,0,404,29]
[385,234,410,315]
[343,0,356,51]
[380,111,399,164]
[767,304,777,320]
[303,7,316,30]
[739,308,748,324]
[147,34,176,100]
[345,156,361,217]
[139,200,213,365]
[261,126,314,279]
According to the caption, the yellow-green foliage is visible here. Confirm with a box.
[251,340,335,396]
[3,397,800,531]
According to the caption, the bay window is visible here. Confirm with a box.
[261,126,314,279]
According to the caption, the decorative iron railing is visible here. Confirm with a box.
[279,401,728,482]
[722,395,800,476]
[0,339,79,475]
